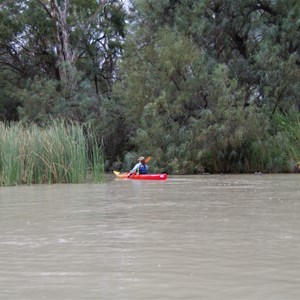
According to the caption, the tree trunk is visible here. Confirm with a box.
[38,0,77,99]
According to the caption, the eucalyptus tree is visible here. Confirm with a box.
[0,0,126,122]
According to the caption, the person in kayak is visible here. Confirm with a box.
[129,156,149,175]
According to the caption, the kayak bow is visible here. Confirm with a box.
[113,171,168,180]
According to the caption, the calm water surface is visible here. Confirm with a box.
[0,174,300,299]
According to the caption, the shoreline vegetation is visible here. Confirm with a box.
[0,121,104,186]
[1,110,299,187]
[1,1,300,177]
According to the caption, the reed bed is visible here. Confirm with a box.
[275,111,300,166]
[0,121,104,186]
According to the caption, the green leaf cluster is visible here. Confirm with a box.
[112,0,300,173]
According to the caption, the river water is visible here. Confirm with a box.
[0,174,300,300]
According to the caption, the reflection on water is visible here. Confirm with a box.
[0,174,300,299]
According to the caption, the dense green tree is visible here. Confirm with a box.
[0,0,126,122]
[113,0,300,173]
[129,0,300,111]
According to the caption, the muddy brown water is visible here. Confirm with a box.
[0,174,300,299]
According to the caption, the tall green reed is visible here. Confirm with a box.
[274,111,300,166]
[86,125,104,183]
[0,121,104,186]
[0,123,23,185]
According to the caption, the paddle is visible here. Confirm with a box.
[128,156,151,178]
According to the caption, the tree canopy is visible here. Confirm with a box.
[0,0,126,121]
[0,0,299,173]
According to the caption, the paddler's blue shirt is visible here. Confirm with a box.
[130,163,149,174]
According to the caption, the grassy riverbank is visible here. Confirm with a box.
[0,121,104,186]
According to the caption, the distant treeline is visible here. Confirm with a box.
[0,0,299,174]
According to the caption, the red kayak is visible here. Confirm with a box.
[113,171,168,180]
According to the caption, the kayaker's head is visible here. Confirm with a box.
[138,156,145,163]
